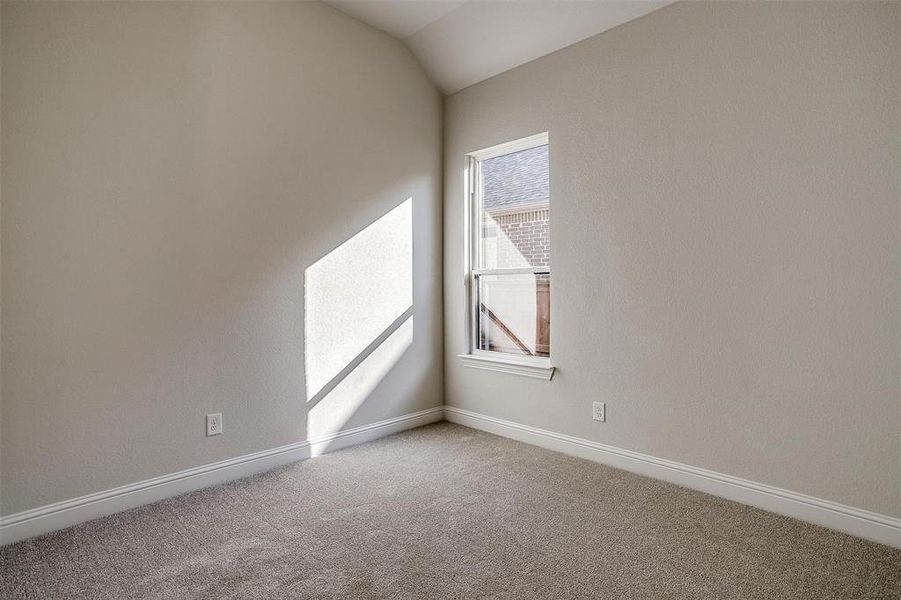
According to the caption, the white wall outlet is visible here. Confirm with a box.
[206,413,223,437]
[592,401,606,422]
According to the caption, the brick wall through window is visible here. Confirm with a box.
[490,208,549,269]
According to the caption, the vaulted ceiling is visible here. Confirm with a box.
[325,0,674,94]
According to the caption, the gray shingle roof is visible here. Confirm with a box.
[482,144,548,212]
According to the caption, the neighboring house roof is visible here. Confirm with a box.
[482,145,549,213]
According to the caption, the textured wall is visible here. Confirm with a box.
[444,1,900,517]
[1,1,443,515]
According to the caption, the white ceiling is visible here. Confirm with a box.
[326,1,674,94]
[327,1,468,39]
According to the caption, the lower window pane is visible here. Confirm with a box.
[476,273,550,357]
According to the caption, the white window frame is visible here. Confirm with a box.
[459,132,555,381]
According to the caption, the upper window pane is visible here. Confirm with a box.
[478,144,549,270]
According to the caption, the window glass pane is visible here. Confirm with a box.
[476,273,550,357]
[479,145,549,270]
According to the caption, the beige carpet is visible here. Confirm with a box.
[1,422,898,599]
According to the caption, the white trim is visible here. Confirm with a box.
[458,353,555,380]
[0,407,444,546]
[443,406,901,549]
[465,154,479,354]
[468,132,549,160]
[7,404,895,550]
[465,132,552,361]
[306,406,442,457]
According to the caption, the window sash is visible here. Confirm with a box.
[470,271,550,358]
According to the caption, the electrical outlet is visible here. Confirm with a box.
[206,413,223,437]
[592,402,606,422]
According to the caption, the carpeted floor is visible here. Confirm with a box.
[1,422,898,599]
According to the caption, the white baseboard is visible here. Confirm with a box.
[5,405,897,549]
[444,406,900,549]
[0,406,444,546]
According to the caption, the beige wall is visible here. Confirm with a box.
[1,1,443,516]
[444,1,900,517]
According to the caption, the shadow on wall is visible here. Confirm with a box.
[304,198,414,454]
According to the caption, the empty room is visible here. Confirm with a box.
[0,0,899,598]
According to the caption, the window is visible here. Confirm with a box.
[461,133,554,380]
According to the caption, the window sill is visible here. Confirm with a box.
[458,353,555,381]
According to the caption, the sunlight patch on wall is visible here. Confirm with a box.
[307,315,412,449]
[304,198,413,441]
